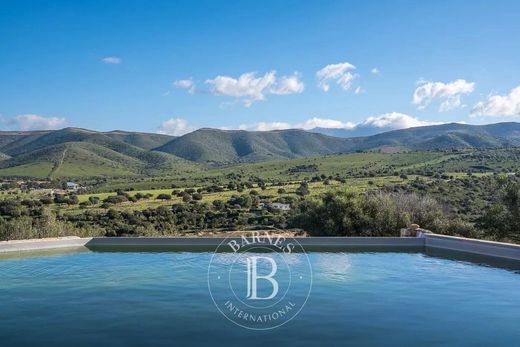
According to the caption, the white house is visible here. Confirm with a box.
[66,182,80,191]
[259,202,291,211]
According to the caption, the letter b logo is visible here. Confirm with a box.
[246,256,279,300]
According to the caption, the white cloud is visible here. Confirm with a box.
[173,79,196,94]
[234,114,435,132]
[413,79,475,111]
[471,86,520,117]
[237,118,356,132]
[354,86,365,95]
[270,74,305,95]
[205,71,303,107]
[316,62,358,92]
[371,68,380,75]
[296,118,355,130]
[102,56,121,64]
[238,122,292,131]
[6,114,67,131]
[157,118,194,136]
[359,112,439,129]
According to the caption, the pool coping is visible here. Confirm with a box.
[1,234,520,261]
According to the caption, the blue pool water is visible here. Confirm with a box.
[1,250,520,346]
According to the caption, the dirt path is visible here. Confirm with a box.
[48,146,68,179]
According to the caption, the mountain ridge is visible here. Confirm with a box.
[1,122,520,177]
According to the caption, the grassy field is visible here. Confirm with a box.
[60,174,417,215]
[1,148,513,219]
[86,151,452,192]
[0,162,55,179]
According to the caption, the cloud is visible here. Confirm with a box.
[371,68,380,75]
[157,118,194,136]
[413,79,475,111]
[238,122,292,131]
[316,62,358,92]
[358,112,440,129]
[3,114,67,131]
[296,118,355,130]
[234,113,435,132]
[354,86,365,95]
[237,118,355,132]
[173,79,196,94]
[270,74,305,95]
[205,71,303,107]
[102,56,121,64]
[471,85,520,117]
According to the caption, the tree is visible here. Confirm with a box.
[182,192,192,202]
[156,194,172,200]
[296,182,309,197]
[479,180,520,241]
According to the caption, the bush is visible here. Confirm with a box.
[103,195,128,204]
[289,190,473,237]
[156,194,172,200]
[181,192,192,202]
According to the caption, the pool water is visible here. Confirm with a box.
[1,251,520,346]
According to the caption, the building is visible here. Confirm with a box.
[66,182,80,191]
[259,202,291,211]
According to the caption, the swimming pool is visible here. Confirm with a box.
[1,250,520,346]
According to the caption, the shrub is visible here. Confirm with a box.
[289,190,473,237]
[156,194,172,200]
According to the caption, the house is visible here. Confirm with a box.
[66,182,80,191]
[259,202,291,211]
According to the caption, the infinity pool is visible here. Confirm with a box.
[1,250,520,346]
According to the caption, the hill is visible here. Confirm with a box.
[1,122,520,177]
[310,122,520,145]
[310,126,386,138]
[0,128,196,178]
[154,122,520,164]
[103,131,174,150]
[154,128,356,165]
[349,122,520,151]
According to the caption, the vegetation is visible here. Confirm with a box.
[2,123,520,242]
[2,123,520,178]
[289,191,475,237]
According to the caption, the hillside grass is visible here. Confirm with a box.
[0,162,54,178]
[66,175,417,215]
[89,151,447,192]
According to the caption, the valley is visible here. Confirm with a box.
[0,123,519,243]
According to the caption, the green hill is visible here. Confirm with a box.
[0,127,175,156]
[153,123,520,165]
[104,131,174,150]
[345,123,511,151]
[1,122,520,177]
[0,128,197,178]
[154,128,356,165]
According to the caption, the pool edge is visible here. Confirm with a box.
[1,235,520,262]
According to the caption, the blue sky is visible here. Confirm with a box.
[1,0,520,135]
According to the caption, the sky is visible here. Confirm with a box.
[1,0,520,135]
